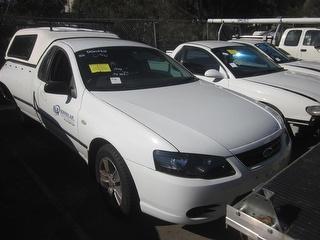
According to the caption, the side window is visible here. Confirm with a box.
[148,60,182,77]
[303,30,320,46]
[174,48,186,63]
[38,47,56,82]
[284,30,302,46]
[48,50,73,85]
[183,47,220,75]
[7,34,37,60]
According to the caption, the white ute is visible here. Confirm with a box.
[278,28,320,62]
[170,41,320,137]
[0,28,291,224]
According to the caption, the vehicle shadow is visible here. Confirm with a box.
[291,127,319,161]
[1,109,316,240]
[183,218,240,240]
[0,110,160,240]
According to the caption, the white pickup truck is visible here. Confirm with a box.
[0,27,291,224]
[278,28,320,61]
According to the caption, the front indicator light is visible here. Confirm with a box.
[153,150,235,179]
[306,106,320,117]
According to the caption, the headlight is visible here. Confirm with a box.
[306,106,320,117]
[153,150,235,179]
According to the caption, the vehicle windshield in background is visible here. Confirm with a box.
[255,42,298,63]
[212,46,284,78]
[76,47,195,91]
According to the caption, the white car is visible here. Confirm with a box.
[0,28,291,224]
[230,39,320,77]
[170,41,320,137]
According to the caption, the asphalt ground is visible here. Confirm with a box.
[0,109,317,240]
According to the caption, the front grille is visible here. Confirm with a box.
[236,137,281,168]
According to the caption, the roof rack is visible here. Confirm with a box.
[232,34,274,44]
[208,17,320,43]
[4,17,115,33]
[44,18,114,32]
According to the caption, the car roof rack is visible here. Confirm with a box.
[45,18,114,32]
[8,17,115,33]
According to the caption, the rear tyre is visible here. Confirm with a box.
[95,144,140,216]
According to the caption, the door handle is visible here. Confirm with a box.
[300,49,307,52]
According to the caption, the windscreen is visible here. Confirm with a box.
[76,46,195,91]
[212,45,284,78]
[255,42,297,64]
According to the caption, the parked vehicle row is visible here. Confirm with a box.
[169,40,320,137]
[210,17,320,62]
[0,27,309,225]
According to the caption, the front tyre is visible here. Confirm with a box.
[95,144,139,216]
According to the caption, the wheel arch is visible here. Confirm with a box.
[0,82,15,102]
[88,137,141,215]
[88,137,111,175]
[0,81,17,107]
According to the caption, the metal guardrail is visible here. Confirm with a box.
[208,17,320,24]
[208,17,320,44]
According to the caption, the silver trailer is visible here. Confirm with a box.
[226,143,320,240]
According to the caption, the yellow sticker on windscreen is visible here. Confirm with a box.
[89,64,111,73]
[227,49,238,55]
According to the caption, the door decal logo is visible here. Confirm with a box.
[52,104,75,126]
[53,105,60,115]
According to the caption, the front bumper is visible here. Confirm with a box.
[127,132,291,225]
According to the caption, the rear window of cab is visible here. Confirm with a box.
[7,34,37,60]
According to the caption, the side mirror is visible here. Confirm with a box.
[204,69,224,80]
[314,44,320,50]
[44,81,69,95]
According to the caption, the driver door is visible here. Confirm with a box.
[36,46,81,150]
[300,29,320,61]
